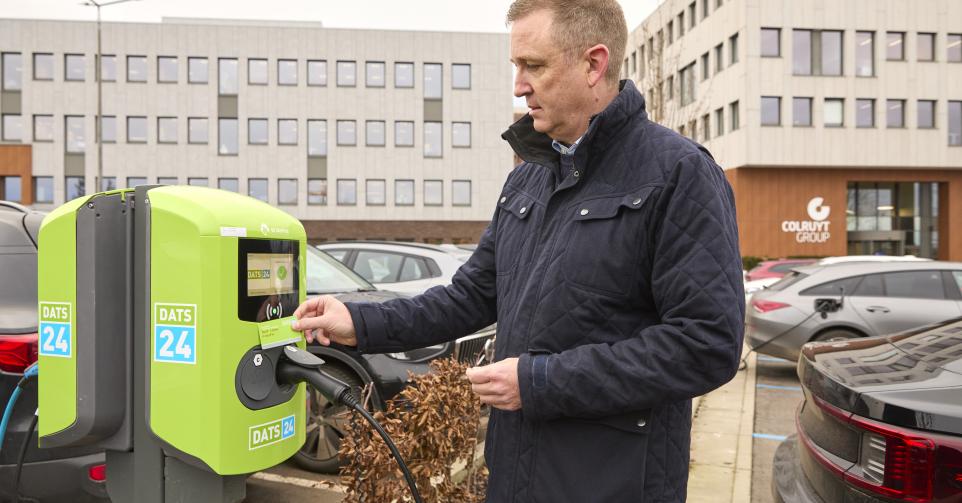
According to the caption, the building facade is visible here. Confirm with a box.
[627,0,962,260]
[0,18,514,243]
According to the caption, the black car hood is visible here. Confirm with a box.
[799,318,962,435]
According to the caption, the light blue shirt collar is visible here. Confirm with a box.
[551,135,584,156]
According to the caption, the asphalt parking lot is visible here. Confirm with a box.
[750,355,805,503]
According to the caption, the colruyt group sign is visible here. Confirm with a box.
[781,197,831,244]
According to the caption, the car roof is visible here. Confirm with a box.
[793,260,962,276]
[0,202,37,251]
[316,240,471,259]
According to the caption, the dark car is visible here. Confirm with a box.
[772,317,962,503]
[296,247,495,473]
[0,201,108,503]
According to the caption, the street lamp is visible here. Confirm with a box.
[81,0,141,193]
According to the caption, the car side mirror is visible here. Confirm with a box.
[814,298,843,318]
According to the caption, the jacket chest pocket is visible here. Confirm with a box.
[495,189,537,275]
[562,187,656,297]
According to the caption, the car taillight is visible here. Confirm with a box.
[803,395,962,502]
[751,299,790,313]
[88,464,107,482]
[0,333,39,374]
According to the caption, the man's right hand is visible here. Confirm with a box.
[291,295,358,347]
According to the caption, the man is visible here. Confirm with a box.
[292,0,745,500]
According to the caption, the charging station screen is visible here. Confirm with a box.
[246,253,294,296]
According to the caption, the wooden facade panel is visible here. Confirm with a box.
[0,145,33,205]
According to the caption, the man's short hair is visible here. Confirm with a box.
[507,0,628,85]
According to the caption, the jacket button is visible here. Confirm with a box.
[573,170,580,177]
[637,419,647,428]
[633,198,642,205]
[520,206,527,214]
[580,209,589,216]
[500,196,507,203]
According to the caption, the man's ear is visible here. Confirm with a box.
[584,44,610,87]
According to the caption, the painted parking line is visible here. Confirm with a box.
[250,472,345,494]
[753,433,788,442]
[756,384,802,392]
[757,356,791,363]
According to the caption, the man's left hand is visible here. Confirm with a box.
[466,357,521,411]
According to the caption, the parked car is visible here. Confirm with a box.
[746,261,962,362]
[0,201,108,503]
[315,241,472,296]
[772,318,962,503]
[745,259,818,282]
[299,247,495,473]
[817,254,932,265]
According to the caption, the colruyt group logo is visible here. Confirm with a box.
[781,197,832,244]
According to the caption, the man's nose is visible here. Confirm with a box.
[514,72,532,98]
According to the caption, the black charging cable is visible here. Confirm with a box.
[276,346,424,503]
[13,411,38,502]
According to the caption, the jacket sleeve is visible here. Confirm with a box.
[517,152,745,422]
[344,221,499,354]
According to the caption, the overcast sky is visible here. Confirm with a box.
[0,0,662,33]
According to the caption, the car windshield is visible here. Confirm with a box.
[0,252,39,333]
[306,247,376,294]
[766,271,809,292]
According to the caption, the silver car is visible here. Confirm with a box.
[746,261,962,361]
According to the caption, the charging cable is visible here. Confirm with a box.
[277,345,424,503]
[0,362,39,453]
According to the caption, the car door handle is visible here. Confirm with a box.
[866,306,890,314]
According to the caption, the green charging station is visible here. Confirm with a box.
[37,185,310,503]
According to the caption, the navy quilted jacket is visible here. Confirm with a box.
[346,80,745,502]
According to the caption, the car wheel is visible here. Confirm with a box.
[812,329,860,343]
[292,361,373,474]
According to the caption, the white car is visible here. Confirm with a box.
[315,241,473,296]
[816,254,931,265]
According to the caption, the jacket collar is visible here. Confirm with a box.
[501,79,648,171]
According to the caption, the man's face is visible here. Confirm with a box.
[511,10,590,144]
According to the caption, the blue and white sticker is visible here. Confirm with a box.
[39,302,72,358]
[249,414,296,450]
[153,303,197,364]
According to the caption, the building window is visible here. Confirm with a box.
[33,114,53,142]
[700,52,709,80]
[917,100,936,129]
[714,43,723,73]
[424,63,442,99]
[127,176,147,188]
[886,99,905,128]
[248,178,268,202]
[856,31,875,77]
[424,180,443,206]
[127,55,147,82]
[701,0,709,20]
[99,177,116,191]
[101,115,116,143]
[66,176,85,200]
[761,96,780,126]
[452,63,471,89]
[761,28,780,57]
[2,53,21,90]
[218,58,238,95]
[678,13,685,38]
[337,179,357,205]
[667,21,674,45]
[307,120,327,156]
[366,120,385,146]
[452,122,471,147]
[820,31,843,76]
[127,116,147,143]
[679,63,695,106]
[714,107,725,136]
[188,177,208,187]
[949,101,961,146]
[793,29,841,76]
[701,114,710,141]
[395,62,414,88]
[218,118,238,155]
[100,55,116,82]
[688,2,696,28]
[917,33,936,62]
[278,119,297,145]
[218,178,239,192]
[729,33,739,64]
[886,32,905,61]
[2,114,22,141]
[424,122,442,157]
[395,180,414,206]
[278,178,297,205]
[365,61,385,88]
[248,118,268,145]
[277,59,297,86]
[824,98,844,127]
[793,97,812,127]
[188,57,208,84]
[65,54,85,81]
[157,56,177,83]
[157,177,178,185]
[188,117,208,144]
[949,34,962,63]
[2,176,21,202]
[157,117,177,144]
[33,53,53,80]
[33,177,53,203]
[452,180,471,206]
[66,115,85,152]
[336,120,356,146]
[248,58,268,85]
[366,179,386,206]
[666,75,674,101]
[395,121,414,147]
[730,100,740,131]
[336,60,356,87]
[856,99,875,128]
[307,179,327,205]
[307,60,327,86]
[793,30,812,75]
